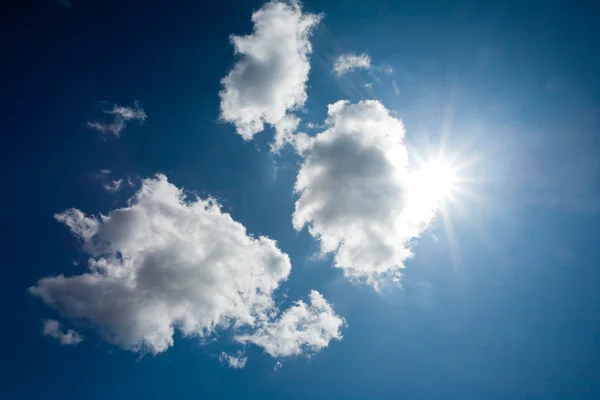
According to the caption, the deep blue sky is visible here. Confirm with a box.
[2,0,600,398]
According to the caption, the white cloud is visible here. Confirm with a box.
[274,361,283,371]
[103,179,124,193]
[30,174,343,359]
[42,319,83,345]
[304,121,325,130]
[292,100,438,287]
[87,102,147,137]
[30,174,292,354]
[236,290,345,357]
[219,1,321,150]
[392,80,400,95]
[219,351,248,369]
[271,114,301,153]
[381,65,394,75]
[333,53,371,76]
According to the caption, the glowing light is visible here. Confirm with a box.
[408,157,460,210]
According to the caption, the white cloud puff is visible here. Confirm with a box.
[42,319,83,345]
[292,100,438,287]
[333,53,371,76]
[236,290,344,357]
[30,174,292,354]
[30,174,344,359]
[103,179,124,192]
[87,102,147,137]
[219,351,248,369]
[219,1,321,149]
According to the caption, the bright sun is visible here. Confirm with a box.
[408,157,460,208]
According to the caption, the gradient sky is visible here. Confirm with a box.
[2,0,600,399]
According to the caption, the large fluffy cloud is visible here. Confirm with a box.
[236,290,345,357]
[292,100,438,286]
[219,1,321,149]
[31,174,290,353]
[30,174,343,357]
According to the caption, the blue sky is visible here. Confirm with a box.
[3,0,600,398]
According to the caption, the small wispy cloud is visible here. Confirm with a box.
[219,351,248,369]
[41,319,83,345]
[96,170,126,193]
[333,53,371,76]
[274,361,283,371]
[304,121,327,131]
[381,64,394,75]
[87,102,147,137]
[103,179,124,193]
[392,80,400,95]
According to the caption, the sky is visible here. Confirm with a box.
[2,0,600,399]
